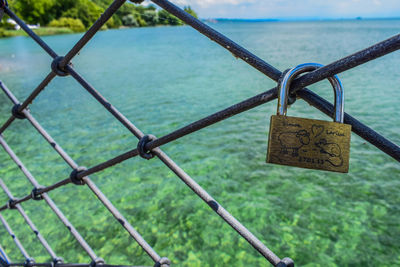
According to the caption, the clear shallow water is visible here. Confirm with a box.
[0,19,399,266]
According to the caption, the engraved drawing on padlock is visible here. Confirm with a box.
[266,63,351,173]
[315,138,343,167]
[278,129,310,157]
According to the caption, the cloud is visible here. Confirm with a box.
[173,0,256,7]
[160,0,400,19]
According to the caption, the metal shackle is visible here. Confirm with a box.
[277,63,344,123]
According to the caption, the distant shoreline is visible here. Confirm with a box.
[1,17,399,39]
[203,17,400,23]
[0,27,74,39]
[0,24,183,39]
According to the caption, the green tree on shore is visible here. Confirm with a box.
[1,1,198,35]
[184,6,198,19]
[48,17,85,32]
[61,0,104,28]
[9,0,57,25]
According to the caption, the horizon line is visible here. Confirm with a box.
[200,16,400,22]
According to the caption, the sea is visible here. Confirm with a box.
[0,19,399,266]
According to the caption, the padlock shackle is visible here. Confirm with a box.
[277,63,344,123]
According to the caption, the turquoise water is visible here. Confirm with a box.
[0,19,399,266]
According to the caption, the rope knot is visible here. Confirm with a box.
[137,135,157,160]
[6,199,16,210]
[154,257,170,267]
[89,258,104,267]
[11,104,26,120]
[70,166,87,185]
[23,258,35,267]
[276,257,294,267]
[51,56,71,77]
[31,187,44,201]
[52,257,63,267]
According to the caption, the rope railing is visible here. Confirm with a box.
[0,244,10,264]
[0,212,33,265]
[0,0,399,266]
[0,179,61,264]
[0,60,285,267]
[0,136,101,262]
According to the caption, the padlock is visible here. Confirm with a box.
[266,63,351,173]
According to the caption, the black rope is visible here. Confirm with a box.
[0,0,7,23]
[3,5,57,59]
[151,0,282,81]
[58,0,127,69]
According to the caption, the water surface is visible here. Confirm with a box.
[0,19,399,266]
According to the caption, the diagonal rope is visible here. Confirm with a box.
[58,0,127,69]
[150,0,400,94]
[0,179,61,263]
[3,7,58,58]
[0,244,10,264]
[150,0,282,81]
[0,136,99,262]
[0,0,126,135]
[0,84,165,265]
[0,213,33,263]
[0,80,284,265]
[297,89,400,160]
[57,70,286,264]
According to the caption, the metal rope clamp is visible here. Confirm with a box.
[266,63,351,173]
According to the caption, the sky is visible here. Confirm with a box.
[149,0,400,19]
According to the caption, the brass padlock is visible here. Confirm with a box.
[266,63,351,173]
